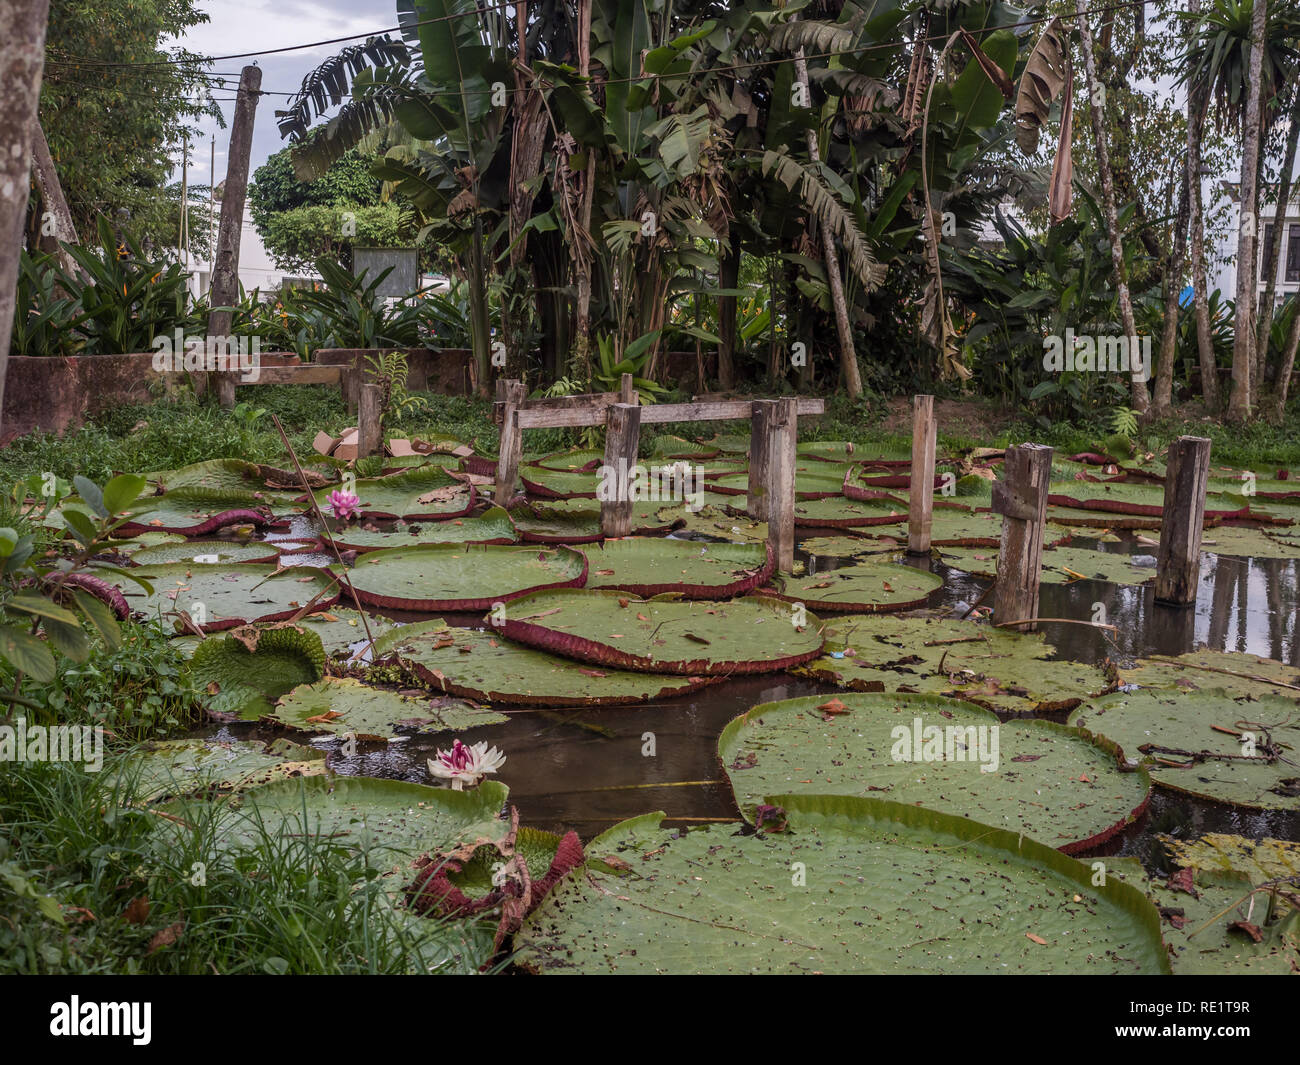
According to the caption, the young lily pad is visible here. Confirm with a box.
[794,615,1112,714]
[1069,689,1300,811]
[719,692,1150,853]
[311,466,475,519]
[341,544,588,611]
[191,625,327,719]
[1163,832,1300,882]
[514,795,1170,974]
[329,507,517,552]
[373,619,721,707]
[769,556,944,612]
[98,562,339,630]
[499,589,824,675]
[1120,649,1300,700]
[129,538,283,566]
[585,538,773,598]
[112,736,326,801]
[267,677,508,739]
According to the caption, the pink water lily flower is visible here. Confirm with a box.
[327,489,360,521]
[428,739,506,790]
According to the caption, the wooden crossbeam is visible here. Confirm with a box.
[243,364,344,386]
[515,396,824,429]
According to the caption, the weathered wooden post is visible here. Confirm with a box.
[358,382,382,458]
[206,64,262,408]
[494,379,526,507]
[1155,436,1212,606]
[907,394,936,556]
[766,396,797,572]
[620,372,636,406]
[600,402,641,537]
[747,399,775,520]
[991,443,1053,629]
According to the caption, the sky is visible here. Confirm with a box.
[167,0,400,184]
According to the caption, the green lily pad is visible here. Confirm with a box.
[1200,525,1300,559]
[938,544,1157,585]
[798,534,895,558]
[329,507,517,552]
[130,538,282,565]
[373,619,721,707]
[1120,649,1300,700]
[117,498,283,536]
[719,692,1150,853]
[342,543,587,611]
[312,466,475,519]
[192,625,327,719]
[1163,833,1300,882]
[111,736,326,801]
[585,538,772,598]
[654,503,768,543]
[291,608,397,661]
[98,562,339,630]
[514,795,1170,974]
[529,447,604,471]
[1069,689,1300,811]
[770,556,944,612]
[500,589,824,675]
[792,495,907,528]
[189,776,511,865]
[267,677,508,739]
[521,467,598,498]
[794,616,1112,713]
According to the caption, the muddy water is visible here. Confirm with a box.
[231,522,1300,868]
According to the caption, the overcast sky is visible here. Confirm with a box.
[167,0,400,184]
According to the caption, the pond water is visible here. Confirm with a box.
[196,517,1300,873]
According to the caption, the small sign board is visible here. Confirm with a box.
[353,247,420,298]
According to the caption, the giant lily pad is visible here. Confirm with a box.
[117,499,284,536]
[769,555,944,612]
[514,795,1170,974]
[342,544,587,611]
[311,466,475,519]
[1069,689,1300,811]
[508,500,604,543]
[795,615,1112,714]
[585,538,773,598]
[792,496,907,528]
[501,589,824,675]
[191,625,327,719]
[291,608,398,661]
[374,619,721,707]
[267,677,508,739]
[98,561,338,630]
[654,503,768,543]
[112,736,326,801]
[329,507,517,552]
[719,692,1150,853]
[130,538,282,566]
[938,543,1158,585]
[1120,649,1300,700]
[190,776,512,864]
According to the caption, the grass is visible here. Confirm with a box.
[0,758,494,974]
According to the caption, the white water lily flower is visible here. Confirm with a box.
[427,739,506,790]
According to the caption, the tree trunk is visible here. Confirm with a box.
[1186,0,1220,412]
[1228,0,1268,423]
[716,227,740,390]
[1154,155,1191,416]
[792,37,862,399]
[1075,1,1149,414]
[569,0,595,383]
[0,0,52,433]
[30,119,82,277]
[1270,297,1299,420]
[1256,98,1299,364]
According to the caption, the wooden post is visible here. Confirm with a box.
[600,403,641,537]
[991,443,1053,630]
[494,379,526,507]
[358,382,383,458]
[1155,436,1212,606]
[907,394,936,555]
[748,399,775,520]
[206,64,262,408]
[620,372,636,406]
[766,396,797,573]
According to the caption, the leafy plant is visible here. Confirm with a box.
[8,251,84,358]
[291,257,424,349]
[364,349,428,436]
[593,331,668,404]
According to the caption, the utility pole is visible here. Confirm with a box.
[206,64,262,407]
